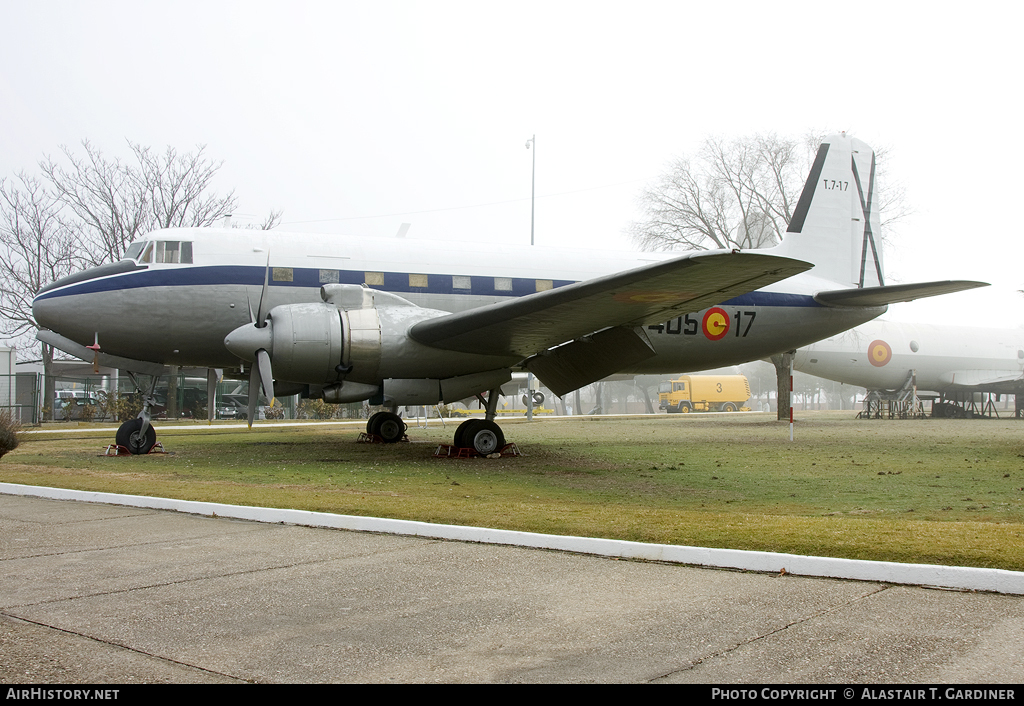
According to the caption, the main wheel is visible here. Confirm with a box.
[521,391,545,407]
[464,419,505,456]
[366,411,385,434]
[115,418,157,455]
[369,411,405,442]
[453,419,478,448]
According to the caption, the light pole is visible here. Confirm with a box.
[526,135,535,246]
[525,135,536,419]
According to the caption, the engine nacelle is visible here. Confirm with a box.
[261,302,382,385]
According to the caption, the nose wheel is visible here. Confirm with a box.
[113,372,160,455]
[115,418,157,455]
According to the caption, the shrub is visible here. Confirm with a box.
[0,409,20,459]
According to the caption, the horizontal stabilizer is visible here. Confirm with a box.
[524,327,657,396]
[37,330,168,377]
[813,280,988,308]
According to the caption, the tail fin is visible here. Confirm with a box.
[775,133,884,289]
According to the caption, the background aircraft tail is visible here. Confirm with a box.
[775,133,884,289]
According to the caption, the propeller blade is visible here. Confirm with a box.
[207,368,217,424]
[256,349,274,404]
[256,251,271,326]
[247,364,260,429]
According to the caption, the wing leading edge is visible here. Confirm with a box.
[408,250,812,358]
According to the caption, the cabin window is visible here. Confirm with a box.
[365,272,384,286]
[319,269,339,284]
[139,242,154,263]
[180,242,193,263]
[409,273,428,288]
[272,267,293,282]
[453,275,471,290]
[535,279,553,292]
[494,277,512,292]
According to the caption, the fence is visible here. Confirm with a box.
[0,373,41,425]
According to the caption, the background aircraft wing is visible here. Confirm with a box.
[408,250,811,357]
[938,369,1024,390]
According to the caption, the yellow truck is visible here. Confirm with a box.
[658,375,751,413]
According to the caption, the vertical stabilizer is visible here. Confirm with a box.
[776,133,884,288]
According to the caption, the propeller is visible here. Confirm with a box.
[224,253,275,428]
[207,368,222,424]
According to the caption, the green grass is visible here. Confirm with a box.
[5,412,1024,570]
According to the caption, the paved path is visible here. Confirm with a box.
[2,493,1022,684]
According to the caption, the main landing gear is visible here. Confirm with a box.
[114,372,160,455]
[365,410,408,443]
[452,419,505,455]
[451,386,507,456]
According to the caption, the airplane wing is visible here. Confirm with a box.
[938,369,1024,391]
[409,250,811,357]
[813,280,988,308]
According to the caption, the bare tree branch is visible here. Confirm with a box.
[629,131,909,253]
[628,131,912,421]
[40,141,246,264]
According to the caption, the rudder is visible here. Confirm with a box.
[775,133,884,289]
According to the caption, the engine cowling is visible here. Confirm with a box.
[225,302,382,386]
[269,302,383,385]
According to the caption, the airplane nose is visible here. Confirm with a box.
[32,292,63,332]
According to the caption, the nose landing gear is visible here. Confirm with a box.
[113,372,160,455]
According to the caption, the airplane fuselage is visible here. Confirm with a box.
[794,320,1024,394]
[34,228,885,386]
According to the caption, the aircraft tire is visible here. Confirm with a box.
[366,411,384,435]
[453,419,477,448]
[370,411,405,442]
[521,391,545,407]
[465,419,505,456]
[116,418,156,455]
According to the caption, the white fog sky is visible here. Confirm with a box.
[2,0,1021,324]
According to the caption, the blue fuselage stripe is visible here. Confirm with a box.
[35,264,822,308]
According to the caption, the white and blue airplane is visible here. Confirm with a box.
[32,133,985,453]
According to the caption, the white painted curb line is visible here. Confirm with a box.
[4,482,1022,595]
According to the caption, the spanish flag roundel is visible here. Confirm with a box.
[702,307,730,341]
[868,339,892,367]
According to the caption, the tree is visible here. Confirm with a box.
[40,141,246,265]
[0,173,80,418]
[1,141,281,419]
[629,132,907,420]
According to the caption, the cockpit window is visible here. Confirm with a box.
[123,242,144,261]
[135,240,194,264]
